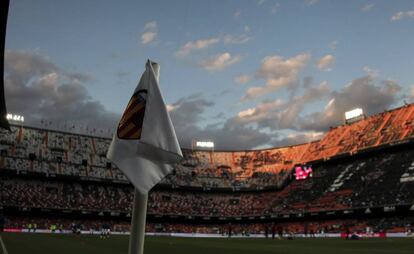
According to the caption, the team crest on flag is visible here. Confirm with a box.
[117,89,147,140]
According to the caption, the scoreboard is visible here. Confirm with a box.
[294,165,313,180]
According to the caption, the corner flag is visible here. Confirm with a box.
[107,60,182,194]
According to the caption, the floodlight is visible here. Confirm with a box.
[345,108,363,120]
[195,141,215,148]
[6,113,24,122]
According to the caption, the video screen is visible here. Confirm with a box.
[295,165,313,180]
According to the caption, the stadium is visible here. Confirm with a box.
[1,103,414,253]
[2,1,414,254]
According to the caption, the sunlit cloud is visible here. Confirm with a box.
[391,10,414,21]
[199,53,242,72]
[316,54,335,71]
[242,53,310,100]
[175,37,220,56]
[141,21,157,45]
[235,74,252,84]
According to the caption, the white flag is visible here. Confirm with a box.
[107,60,182,194]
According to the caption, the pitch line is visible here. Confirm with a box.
[0,236,8,254]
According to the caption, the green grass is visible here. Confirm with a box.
[1,233,413,254]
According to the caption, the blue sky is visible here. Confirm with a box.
[4,0,414,149]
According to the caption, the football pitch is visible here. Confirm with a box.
[1,233,413,254]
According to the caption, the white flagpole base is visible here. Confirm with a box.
[128,189,148,254]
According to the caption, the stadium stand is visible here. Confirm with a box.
[1,104,414,235]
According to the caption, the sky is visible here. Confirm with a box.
[4,0,414,149]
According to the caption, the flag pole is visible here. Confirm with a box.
[128,61,160,254]
[128,189,148,254]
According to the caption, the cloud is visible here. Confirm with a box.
[223,34,251,44]
[242,53,310,100]
[316,54,335,71]
[175,37,220,56]
[185,81,326,147]
[391,10,414,21]
[141,32,157,44]
[5,50,270,150]
[199,120,270,150]
[168,94,214,133]
[176,33,251,57]
[167,95,270,149]
[199,53,242,72]
[299,76,401,131]
[237,108,257,118]
[411,86,414,99]
[272,81,330,129]
[4,50,118,132]
[238,81,330,130]
[168,76,403,149]
[361,3,375,12]
[235,74,252,84]
[66,72,94,82]
[363,66,379,78]
[238,75,401,135]
[5,50,406,151]
[257,53,310,84]
[4,50,57,83]
[141,21,158,45]
[236,99,284,124]
[244,26,251,32]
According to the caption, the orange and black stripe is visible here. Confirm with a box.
[117,90,147,139]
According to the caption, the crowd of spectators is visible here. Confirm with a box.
[0,127,291,190]
[1,147,414,217]
[269,149,414,214]
[0,178,134,212]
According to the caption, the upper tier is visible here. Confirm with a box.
[1,103,414,190]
